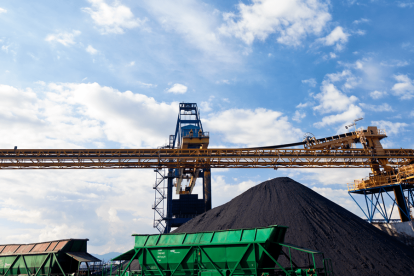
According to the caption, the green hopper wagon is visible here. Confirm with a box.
[0,239,101,276]
[112,225,333,276]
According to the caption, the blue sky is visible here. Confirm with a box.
[0,0,413,254]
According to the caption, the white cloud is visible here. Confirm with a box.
[398,2,414,8]
[359,103,393,112]
[353,29,366,36]
[317,26,349,51]
[137,81,156,88]
[200,96,215,113]
[292,110,306,122]
[211,176,257,207]
[0,82,179,149]
[352,18,369,24]
[144,0,238,62]
[219,0,331,46]
[354,60,363,69]
[380,60,409,67]
[369,90,387,99]
[324,70,359,90]
[402,42,412,49]
[0,169,157,253]
[166,83,187,94]
[410,111,414,117]
[312,69,365,128]
[371,120,408,135]
[296,102,310,108]
[129,61,135,66]
[0,7,6,13]
[1,45,10,53]
[45,30,81,46]
[302,78,317,87]
[200,101,212,112]
[391,74,414,99]
[82,0,146,34]
[0,82,187,252]
[313,82,358,114]
[203,108,302,147]
[0,83,182,250]
[297,168,371,186]
[216,79,230,84]
[34,81,46,86]
[86,45,98,55]
[314,104,363,128]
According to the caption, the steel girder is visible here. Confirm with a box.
[0,148,413,169]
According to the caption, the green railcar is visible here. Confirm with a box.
[0,239,100,276]
[112,225,333,276]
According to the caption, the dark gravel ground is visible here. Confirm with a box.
[174,177,414,276]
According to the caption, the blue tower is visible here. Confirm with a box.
[152,103,211,233]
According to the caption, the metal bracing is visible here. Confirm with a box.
[0,253,67,276]
[153,103,210,233]
[349,184,414,223]
[114,241,330,276]
[1,148,413,169]
[152,169,167,233]
[172,103,204,149]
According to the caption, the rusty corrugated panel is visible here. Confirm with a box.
[53,240,68,251]
[15,244,29,254]
[2,245,19,254]
[0,239,88,256]
[25,244,36,253]
[31,242,50,253]
[46,241,59,251]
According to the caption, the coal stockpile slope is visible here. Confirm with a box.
[175,177,414,276]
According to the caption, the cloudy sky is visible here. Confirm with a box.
[0,0,413,254]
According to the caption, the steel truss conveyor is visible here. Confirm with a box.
[0,148,413,169]
[2,102,414,228]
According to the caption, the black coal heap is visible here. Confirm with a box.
[175,177,414,276]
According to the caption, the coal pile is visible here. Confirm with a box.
[175,177,414,276]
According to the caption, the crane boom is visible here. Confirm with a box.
[0,148,413,169]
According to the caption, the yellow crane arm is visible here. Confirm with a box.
[0,148,413,169]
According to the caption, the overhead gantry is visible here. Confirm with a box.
[0,147,413,169]
[1,103,414,230]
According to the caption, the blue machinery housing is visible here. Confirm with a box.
[153,103,211,233]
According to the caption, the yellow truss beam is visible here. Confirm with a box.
[0,148,413,169]
[348,163,414,191]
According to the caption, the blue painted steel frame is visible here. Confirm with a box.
[171,103,204,149]
[153,103,206,233]
[349,184,414,223]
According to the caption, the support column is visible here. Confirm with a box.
[165,168,174,233]
[393,185,410,222]
[203,168,211,212]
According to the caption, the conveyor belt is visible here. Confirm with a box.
[248,141,306,149]
[248,130,366,149]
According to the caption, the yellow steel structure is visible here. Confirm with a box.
[1,124,414,222]
[0,147,413,169]
[304,126,387,151]
[348,164,414,191]
[1,125,413,194]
